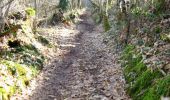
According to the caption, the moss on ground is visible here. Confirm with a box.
[0,60,38,100]
[122,45,170,100]
[25,7,35,17]
[0,44,44,99]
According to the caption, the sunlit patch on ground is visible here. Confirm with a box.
[24,10,129,100]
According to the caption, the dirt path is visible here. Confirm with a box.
[27,11,129,100]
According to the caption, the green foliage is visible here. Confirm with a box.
[154,26,162,34]
[154,76,170,96]
[161,34,170,42]
[58,0,69,11]
[103,15,111,32]
[153,0,166,14]
[92,13,103,24]
[15,45,45,69]
[1,44,45,70]
[0,60,38,100]
[0,87,9,100]
[122,45,170,100]
[130,70,162,99]
[131,7,143,17]
[37,36,50,46]
[132,7,150,16]
[142,88,158,100]
[131,6,157,21]
[122,45,147,85]
[143,76,170,100]
[122,45,135,59]
[25,7,35,16]
[145,12,157,21]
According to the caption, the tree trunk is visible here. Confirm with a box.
[33,0,37,34]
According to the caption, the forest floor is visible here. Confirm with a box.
[21,10,129,100]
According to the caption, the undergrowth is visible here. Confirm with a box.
[121,45,170,100]
[1,44,45,70]
[0,60,38,100]
[0,43,45,99]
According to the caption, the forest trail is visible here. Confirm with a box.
[26,10,129,100]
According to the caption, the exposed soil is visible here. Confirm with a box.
[23,10,129,100]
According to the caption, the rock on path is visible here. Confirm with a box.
[28,11,129,100]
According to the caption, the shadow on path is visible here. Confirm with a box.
[29,10,129,100]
